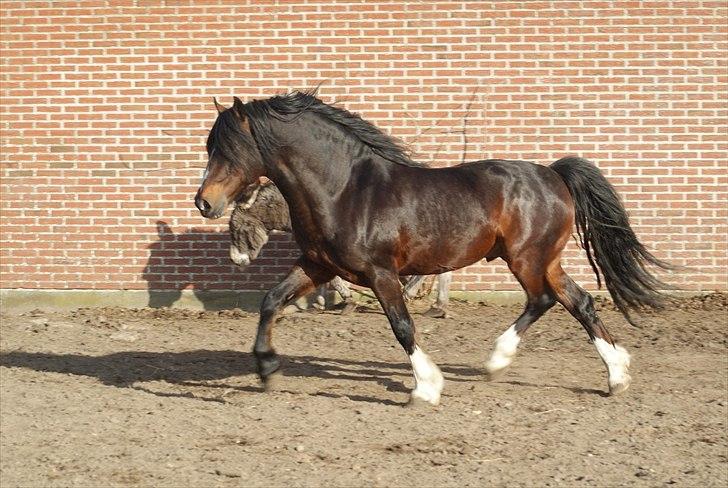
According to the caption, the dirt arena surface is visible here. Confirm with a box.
[1,294,726,487]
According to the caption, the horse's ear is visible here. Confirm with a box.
[233,97,245,116]
[232,97,250,131]
[213,97,226,114]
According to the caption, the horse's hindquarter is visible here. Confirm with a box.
[488,160,575,261]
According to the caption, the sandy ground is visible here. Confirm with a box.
[1,294,726,487]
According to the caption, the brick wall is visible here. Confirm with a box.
[1,1,726,297]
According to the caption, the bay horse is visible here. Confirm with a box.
[195,90,671,406]
[229,179,453,317]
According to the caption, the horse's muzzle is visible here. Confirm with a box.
[194,191,224,219]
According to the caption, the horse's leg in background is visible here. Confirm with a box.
[485,255,556,379]
[402,275,427,301]
[254,258,334,385]
[312,285,327,310]
[330,276,357,314]
[369,268,444,405]
[423,271,452,318]
[546,264,631,395]
[435,272,452,309]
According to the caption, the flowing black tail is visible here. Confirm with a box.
[550,156,673,324]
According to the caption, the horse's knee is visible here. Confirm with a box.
[260,289,285,319]
[526,292,556,315]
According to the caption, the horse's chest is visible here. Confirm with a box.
[300,240,362,279]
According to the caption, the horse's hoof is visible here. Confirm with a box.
[339,301,358,315]
[484,366,506,382]
[609,375,632,396]
[423,307,448,319]
[407,394,439,408]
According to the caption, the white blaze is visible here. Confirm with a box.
[200,149,214,185]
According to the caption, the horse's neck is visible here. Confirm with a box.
[264,139,339,228]
[271,115,360,188]
[265,116,404,242]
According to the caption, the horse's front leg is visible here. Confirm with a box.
[254,257,334,384]
[369,268,444,406]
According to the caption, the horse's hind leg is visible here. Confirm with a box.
[423,271,452,318]
[402,275,428,301]
[485,261,556,379]
[546,265,631,395]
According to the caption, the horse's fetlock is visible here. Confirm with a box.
[391,319,415,353]
[255,349,281,379]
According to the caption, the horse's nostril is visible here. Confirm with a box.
[195,194,213,215]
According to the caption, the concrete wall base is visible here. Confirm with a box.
[0,288,710,313]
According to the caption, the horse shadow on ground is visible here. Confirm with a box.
[0,349,484,406]
[499,379,609,397]
[142,221,298,311]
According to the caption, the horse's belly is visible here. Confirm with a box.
[398,226,498,275]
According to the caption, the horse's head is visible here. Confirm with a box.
[195,97,265,219]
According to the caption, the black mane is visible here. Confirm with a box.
[238,89,424,167]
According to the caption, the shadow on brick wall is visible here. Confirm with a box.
[141,221,298,310]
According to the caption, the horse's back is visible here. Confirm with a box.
[393,158,570,210]
[446,159,573,211]
[455,158,565,186]
[385,158,574,272]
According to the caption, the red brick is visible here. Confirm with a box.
[0,1,725,293]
